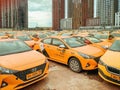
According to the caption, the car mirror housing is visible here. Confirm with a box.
[59,45,65,48]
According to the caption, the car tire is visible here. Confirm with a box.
[36,49,41,52]
[68,57,82,73]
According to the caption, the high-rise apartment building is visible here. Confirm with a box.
[96,0,118,26]
[52,0,65,30]
[88,0,94,18]
[67,0,73,18]
[0,0,2,27]
[0,0,28,29]
[118,0,120,11]
[96,0,100,18]
[71,0,94,29]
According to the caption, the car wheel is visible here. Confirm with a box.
[36,49,41,52]
[68,58,82,73]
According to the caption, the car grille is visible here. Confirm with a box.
[14,63,46,81]
[94,57,100,63]
[107,66,120,75]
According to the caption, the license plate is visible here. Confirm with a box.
[111,74,120,81]
[26,70,42,80]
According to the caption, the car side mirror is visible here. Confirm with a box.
[84,40,92,44]
[59,45,65,48]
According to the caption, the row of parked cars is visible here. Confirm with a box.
[0,30,120,90]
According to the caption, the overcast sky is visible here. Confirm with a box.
[28,0,96,28]
[28,0,52,28]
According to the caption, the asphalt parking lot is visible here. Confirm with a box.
[22,61,120,90]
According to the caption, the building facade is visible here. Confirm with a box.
[115,11,120,26]
[52,0,65,30]
[86,18,100,26]
[0,0,28,29]
[67,0,73,18]
[118,0,120,11]
[67,0,94,29]
[96,0,118,26]
[60,18,72,29]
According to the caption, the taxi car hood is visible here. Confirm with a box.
[100,50,120,68]
[0,50,46,71]
[24,40,35,47]
[96,41,112,47]
[73,45,104,57]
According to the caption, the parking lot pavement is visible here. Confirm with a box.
[22,61,120,90]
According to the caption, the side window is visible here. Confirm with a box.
[81,37,86,41]
[42,39,51,44]
[80,37,86,43]
[52,39,64,46]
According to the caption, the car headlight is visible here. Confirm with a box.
[78,52,95,59]
[101,45,109,49]
[0,67,18,74]
[99,60,106,66]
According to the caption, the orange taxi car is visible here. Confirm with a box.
[0,33,9,39]
[73,35,112,52]
[93,33,109,41]
[40,36,104,72]
[0,39,49,90]
[16,35,40,51]
[98,40,120,86]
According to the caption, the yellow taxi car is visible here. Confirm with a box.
[40,36,104,72]
[16,35,40,51]
[0,39,49,90]
[93,33,109,41]
[98,40,120,86]
[0,33,9,39]
[73,35,112,52]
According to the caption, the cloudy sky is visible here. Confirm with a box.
[28,0,52,28]
[28,0,96,28]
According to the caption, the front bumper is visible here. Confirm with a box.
[80,58,98,70]
[0,62,49,90]
[98,64,120,86]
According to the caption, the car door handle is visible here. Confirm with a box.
[57,48,61,51]
[47,46,49,48]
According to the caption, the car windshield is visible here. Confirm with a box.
[73,36,87,44]
[0,40,32,56]
[39,34,48,38]
[94,34,108,39]
[61,33,72,36]
[112,33,120,37]
[109,40,120,51]
[0,33,5,36]
[63,37,84,48]
[86,36,102,43]
[17,35,31,41]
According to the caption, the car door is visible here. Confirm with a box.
[41,38,53,57]
[50,38,70,64]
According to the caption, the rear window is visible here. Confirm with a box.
[109,40,120,51]
[17,35,31,41]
